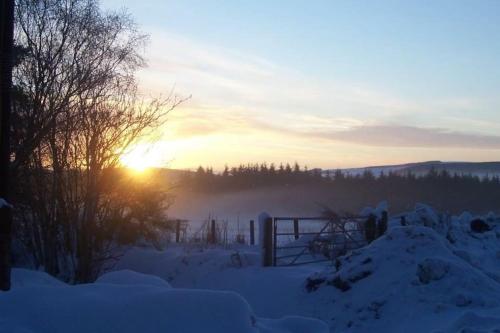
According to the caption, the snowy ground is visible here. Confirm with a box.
[3,204,500,333]
[1,268,328,333]
[113,245,333,320]
[112,204,500,333]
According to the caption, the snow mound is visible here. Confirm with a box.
[115,245,328,321]
[96,270,172,288]
[401,203,441,228]
[306,226,500,332]
[0,286,256,332]
[359,201,388,218]
[4,269,327,333]
[11,268,65,288]
[389,204,500,285]
[115,246,262,285]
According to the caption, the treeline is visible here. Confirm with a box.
[181,162,500,191]
[181,163,324,191]
[179,163,500,213]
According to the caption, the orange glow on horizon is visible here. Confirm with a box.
[119,144,164,172]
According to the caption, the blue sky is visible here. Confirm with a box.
[103,0,500,169]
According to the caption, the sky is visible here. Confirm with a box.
[102,0,500,170]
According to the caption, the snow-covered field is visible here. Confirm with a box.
[1,268,327,333]
[113,205,500,332]
[3,204,500,333]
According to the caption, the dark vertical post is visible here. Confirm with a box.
[273,219,277,266]
[400,216,406,226]
[175,220,181,243]
[365,214,376,244]
[210,219,216,244]
[378,211,388,236]
[0,0,15,292]
[249,220,255,245]
[293,218,299,240]
[262,217,273,267]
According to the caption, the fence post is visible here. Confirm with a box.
[378,211,388,236]
[259,213,273,267]
[211,219,216,244]
[273,220,277,266]
[365,214,377,244]
[293,218,299,240]
[175,220,181,243]
[249,220,255,245]
[400,215,407,226]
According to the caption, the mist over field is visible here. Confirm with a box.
[170,185,324,223]
[167,160,500,227]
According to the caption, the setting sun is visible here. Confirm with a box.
[119,144,164,172]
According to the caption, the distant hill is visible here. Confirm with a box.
[330,161,500,178]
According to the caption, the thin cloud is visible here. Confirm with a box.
[314,125,500,149]
[137,30,437,121]
[166,105,500,150]
[136,30,500,155]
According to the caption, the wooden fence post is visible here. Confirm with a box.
[273,220,277,266]
[249,220,255,245]
[293,218,299,240]
[175,220,181,243]
[211,219,216,244]
[365,214,377,243]
[378,211,388,236]
[259,213,273,267]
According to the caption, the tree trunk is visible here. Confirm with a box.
[0,0,15,291]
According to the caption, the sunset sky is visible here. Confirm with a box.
[103,0,500,170]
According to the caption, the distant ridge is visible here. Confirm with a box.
[332,161,500,178]
[152,161,500,179]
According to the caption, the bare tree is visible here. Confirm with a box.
[12,0,184,282]
[12,0,147,169]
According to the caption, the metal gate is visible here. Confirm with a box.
[272,215,367,266]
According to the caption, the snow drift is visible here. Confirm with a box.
[304,205,500,332]
[0,269,328,333]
